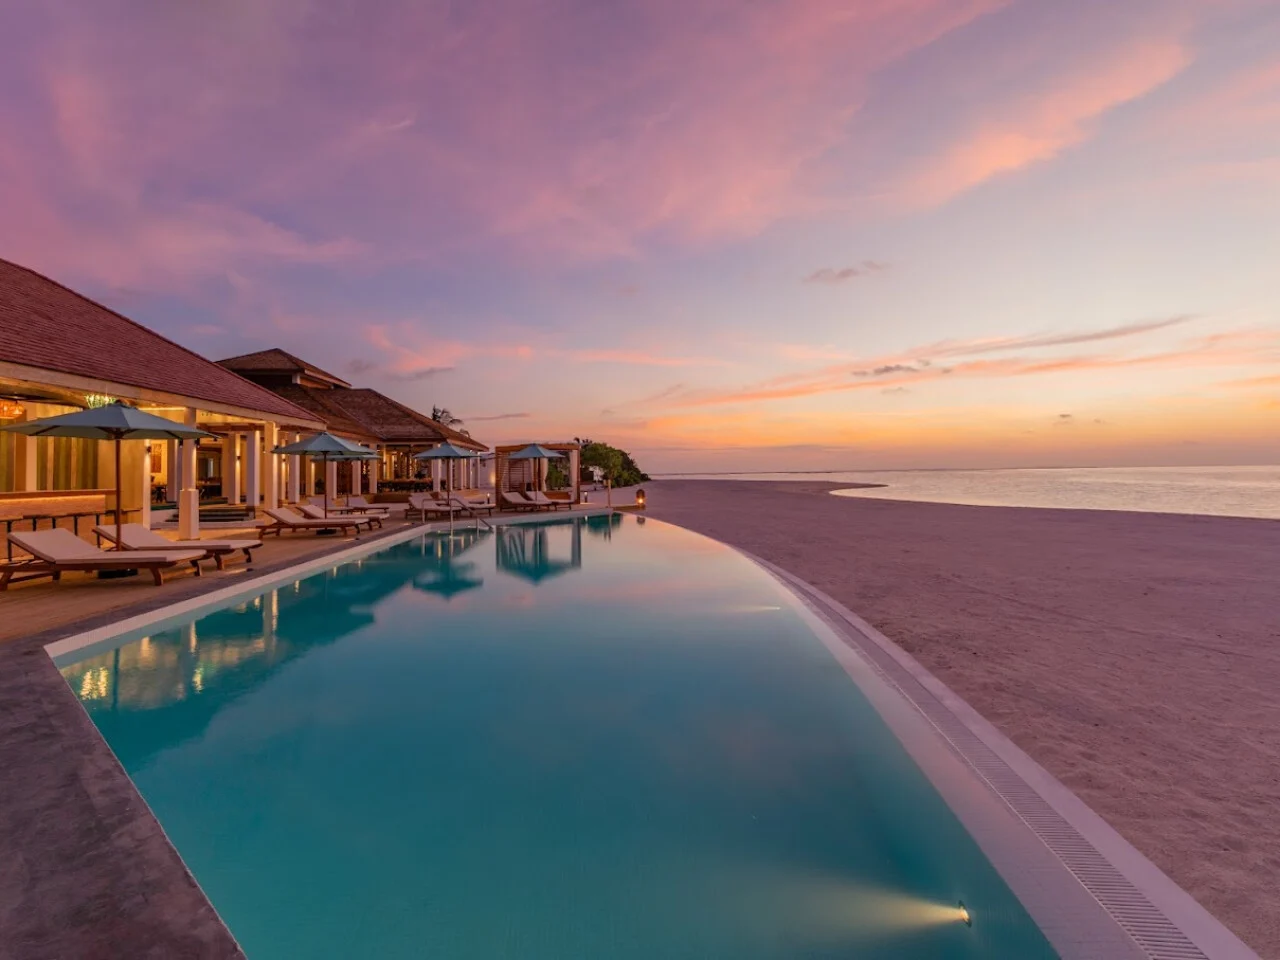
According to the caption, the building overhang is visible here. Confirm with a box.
[0,361,326,431]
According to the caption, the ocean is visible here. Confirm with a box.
[656,465,1280,520]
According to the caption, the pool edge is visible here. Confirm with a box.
[740,548,1259,960]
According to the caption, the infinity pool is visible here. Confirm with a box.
[58,515,1057,958]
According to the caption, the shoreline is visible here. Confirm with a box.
[643,469,1280,523]
[645,479,1280,956]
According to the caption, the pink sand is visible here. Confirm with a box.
[647,479,1280,956]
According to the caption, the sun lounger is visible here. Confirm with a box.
[94,523,260,570]
[498,491,539,512]
[2,529,205,589]
[407,492,463,522]
[344,495,392,517]
[299,503,381,529]
[442,495,494,517]
[525,491,571,510]
[263,507,367,537]
[305,495,360,514]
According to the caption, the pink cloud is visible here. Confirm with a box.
[888,39,1192,207]
[361,321,716,377]
[0,0,1011,285]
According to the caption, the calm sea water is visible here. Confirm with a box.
[660,466,1280,519]
[58,517,1055,959]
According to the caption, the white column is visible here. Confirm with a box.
[369,451,379,494]
[349,459,362,496]
[245,428,261,510]
[287,433,301,503]
[307,459,317,496]
[262,422,279,509]
[221,435,240,505]
[325,459,337,500]
[569,448,580,502]
[139,444,153,529]
[165,440,179,501]
[177,408,200,540]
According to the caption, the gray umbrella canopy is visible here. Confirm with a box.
[272,432,379,514]
[273,432,376,458]
[0,401,215,550]
[507,443,565,460]
[413,440,481,460]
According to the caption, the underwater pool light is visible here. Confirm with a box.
[957,901,972,926]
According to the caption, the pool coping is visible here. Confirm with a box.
[742,549,1259,960]
[12,511,1259,959]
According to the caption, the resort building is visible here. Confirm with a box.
[218,349,488,495]
[0,259,323,540]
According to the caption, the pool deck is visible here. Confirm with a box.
[0,507,603,959]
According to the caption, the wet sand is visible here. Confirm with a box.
[645,479,1280,957]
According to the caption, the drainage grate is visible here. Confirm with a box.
[783,575,1211,960]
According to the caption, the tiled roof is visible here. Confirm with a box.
[327,389,486,448]
[263,382,485,448]
[269,385,375,442]
[219,348,350,387]
[0,259,322,425]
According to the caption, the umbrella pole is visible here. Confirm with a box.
[114,436,124,550]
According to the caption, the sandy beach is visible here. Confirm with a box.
[646,479,1280,957]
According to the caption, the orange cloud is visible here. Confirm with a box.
[660,326,1280,408]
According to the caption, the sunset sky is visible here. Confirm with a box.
[1,0,1277,471]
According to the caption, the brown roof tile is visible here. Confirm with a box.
[269,385,375,442]
[219,348,351,387]
[324,389,486,448]
[0,259,321,425]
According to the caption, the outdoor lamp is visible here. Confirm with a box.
[635,488,646,508]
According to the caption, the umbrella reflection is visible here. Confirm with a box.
[495,520,584,584]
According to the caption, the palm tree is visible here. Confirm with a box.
[431,406,463,427]
[431,406,470,437]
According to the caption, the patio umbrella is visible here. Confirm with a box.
[272,432,378,516]
[506,443,565,496]
[0,401,215,551]
[414,440,482,494]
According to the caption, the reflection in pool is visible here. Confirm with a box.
[59,514,1057,959]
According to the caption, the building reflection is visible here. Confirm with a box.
[58,538,442,767]
[495,519,584,584]
[58,519,625,764]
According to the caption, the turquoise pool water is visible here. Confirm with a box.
[58,516,1058,959]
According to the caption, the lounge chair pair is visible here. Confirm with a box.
[299,503,386,528]
[263,507,369,537]
[303,495,389,518]
[2,529,203,590]
[502,491,570,512]
[93,524,261,570]
[406,492,462,522]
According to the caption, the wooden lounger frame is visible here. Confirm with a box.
[0,554,202,590]
[262,516,366,537]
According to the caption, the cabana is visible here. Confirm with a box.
[493,442,580,511]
